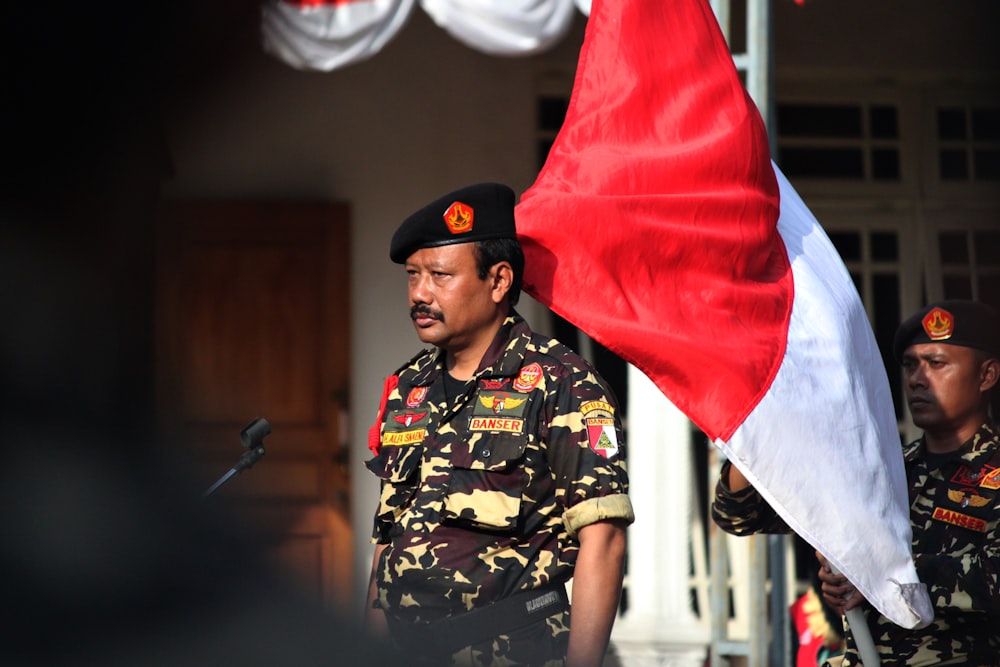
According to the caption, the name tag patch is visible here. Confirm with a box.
[932,507,987,532]
[470,417,525,433]
[382,429,427,446]
[382,408,430,446]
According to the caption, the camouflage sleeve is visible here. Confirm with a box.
[710,460,790,536]
[913,511,1000,615]
[544,364,633,537]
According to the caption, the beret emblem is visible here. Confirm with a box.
[443,200,474,234]
[921,307,954,341]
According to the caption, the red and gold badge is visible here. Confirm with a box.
[922,307,954,341]
[980,467,1000,490]
[443,200,474,235]
[513,362,543,392]
[406,386,428,407]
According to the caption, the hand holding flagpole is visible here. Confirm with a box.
[822,556,880,667]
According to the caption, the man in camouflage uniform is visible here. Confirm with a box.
[364,183,634,666]
[712,299,1000,666]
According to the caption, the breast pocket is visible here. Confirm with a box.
[366,445,423,535]
[441,435,528,532]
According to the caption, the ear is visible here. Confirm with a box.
[980,357,1000,393]
[489,261,513,304]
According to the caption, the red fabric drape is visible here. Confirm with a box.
[515,0,791,441]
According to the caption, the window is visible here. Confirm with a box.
[935,227,1000,309]
[935,105,1000,182]
[776,103,901,182]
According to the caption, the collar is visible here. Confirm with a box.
[399,310,532,387]
[904,421,1000,473]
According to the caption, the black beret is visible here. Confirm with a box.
[390,183,516,264]
[892,299,1000,361]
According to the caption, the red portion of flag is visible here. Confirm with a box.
[515,0,792,441]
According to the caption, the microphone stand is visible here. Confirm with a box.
[202,418,271,499]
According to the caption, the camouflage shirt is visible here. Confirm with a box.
[711,422,1000,666]
[366,312,634,625]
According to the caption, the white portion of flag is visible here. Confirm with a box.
[262,0,417,72]
[715,163,933,629]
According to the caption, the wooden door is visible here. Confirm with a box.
[155,201,352,611]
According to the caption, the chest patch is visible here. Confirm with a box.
[946,488,992,509]
[513,363,543,392]
[470,416,525,433]
[979,467,1000,490]
[932,507,987,532]
[480,378,509,390]
[951,463,996,486]
[406,386,429,408]
[382,408,429,446]
[470,391,529,433]
[476,392,528,416]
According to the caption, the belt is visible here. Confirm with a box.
[386,582,569,658]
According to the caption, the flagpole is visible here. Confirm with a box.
[830,563,880,667]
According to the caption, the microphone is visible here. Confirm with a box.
[202,417,271,499]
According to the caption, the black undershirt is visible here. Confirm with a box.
[443,371,471,404]
[922,448,962,471]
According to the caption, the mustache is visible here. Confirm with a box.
[410,305,444,322]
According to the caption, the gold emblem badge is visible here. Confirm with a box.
[947,488,990,508]
[479,393,527,414]
[921,307,954,341]
[443,201,474,234]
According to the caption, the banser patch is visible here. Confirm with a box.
[470,391,528,433]
[582,400,618,458]
[382,408,429,446]
[932,507,987,532]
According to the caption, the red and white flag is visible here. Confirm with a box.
[514,0,933,629]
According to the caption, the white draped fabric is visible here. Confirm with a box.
[262,0,418,71]
[262,0,586,71]
[422,0,578,56]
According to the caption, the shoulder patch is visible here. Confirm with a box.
[582,400,618,458]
